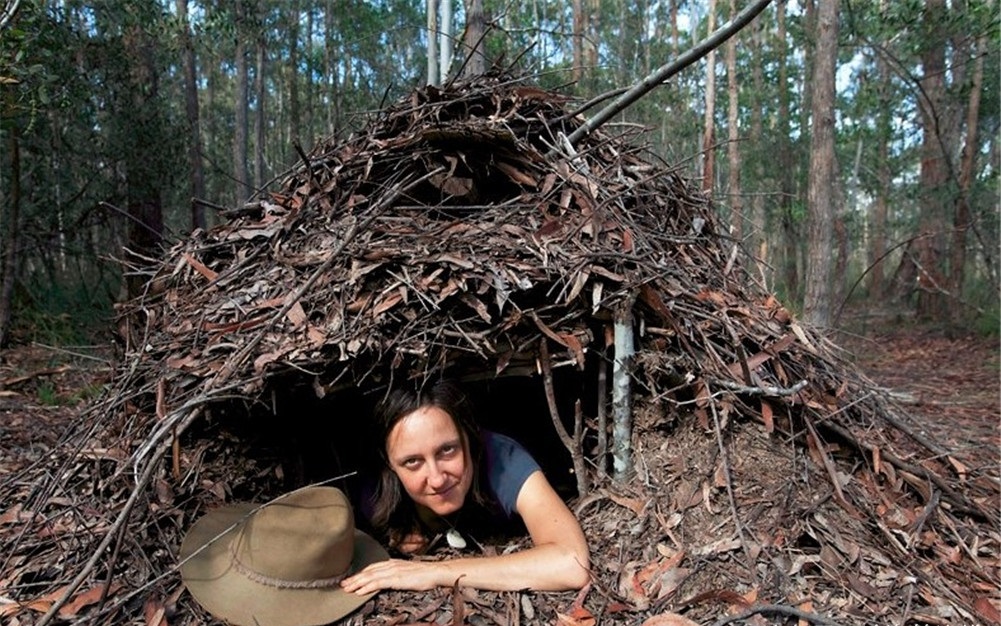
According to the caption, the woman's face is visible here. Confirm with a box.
[385,405,473,517]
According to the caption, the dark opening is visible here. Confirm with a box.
[261,371,590,508]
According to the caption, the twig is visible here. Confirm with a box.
[539,338,589,496]
[804,414,850,507]
[706,382,757,577]
[709,603,845,626]
[709,377,808,397]
[907,484,940,548]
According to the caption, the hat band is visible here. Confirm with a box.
[231,545,349,590]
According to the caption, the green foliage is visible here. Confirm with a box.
[36,382,60,406]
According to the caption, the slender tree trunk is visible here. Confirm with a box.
[670,0,678,55]
[776,0,799,301]
[870,38,891,300]
[701,0,717,195]
[233,0,251,206]
[427,0,440,85]
[288,0,301,154]
[0,125,20,348]
[324,0,337,136]
[748,6,766,282]
[725,0,742,242]
[123,16,164,298]
[948,33,985,322]
[254,24,266,192]
[913,0,950,320]
[802,0,838,326]
[440,0,453,80]
[305,8,315,149]
[572,0,584,83]
[461,0,486,78]
[178,0,206,231]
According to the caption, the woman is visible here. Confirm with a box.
[341,380,590,594]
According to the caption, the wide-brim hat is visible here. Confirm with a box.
[179,486,389,626]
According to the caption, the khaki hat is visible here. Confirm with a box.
[179,486,389,626]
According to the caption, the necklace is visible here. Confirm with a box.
[446,528,467,549]
[417,505,468,549]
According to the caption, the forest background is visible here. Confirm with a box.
[0,0,998,351]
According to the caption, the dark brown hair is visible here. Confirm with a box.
[365,379,487,545]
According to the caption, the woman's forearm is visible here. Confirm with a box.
[434,541,590,591]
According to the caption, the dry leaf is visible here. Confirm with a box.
[947,456,968,481]
[143,596,167,626]
[556,606,597,626]
[285,300,307,327]
[760,399,774,433]
[183,253,218,281]
[973,596,1001,623]
[605,491,647,516]
[618,562,650,610]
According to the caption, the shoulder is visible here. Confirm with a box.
[480,430,541,517]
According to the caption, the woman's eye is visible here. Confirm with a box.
[402,458,421,469]
[440,444,458,457]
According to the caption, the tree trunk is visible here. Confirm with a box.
[287,0,301,159]
[324,0,337,136]
[725,0,742,243]
[178,0,206,231]
[948,33,985,323]
[461,0,486,78]
[914,0,949,319]
[254,23,266,191]
[776,0,799,301]
[123,15,164,299]
[305,8,315,149]
[440,0,453,80]
[0,125,20,348]
[427,0,440,86]
[572,0,584,83]
[870,37,891,300]
[802,0,838,326]
[748,6,766,284]
[669,0,678,55]
[233,0,251,207]
[701,0,717,195]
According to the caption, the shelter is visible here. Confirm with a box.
[3,73,996,625]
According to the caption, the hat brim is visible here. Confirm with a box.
[179,503,389,626]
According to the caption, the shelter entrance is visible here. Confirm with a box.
[261,372,587,503]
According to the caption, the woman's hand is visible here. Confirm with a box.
[341,558,446,595]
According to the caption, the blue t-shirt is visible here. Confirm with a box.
[480,430,541,518]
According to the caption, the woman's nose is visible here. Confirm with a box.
[426,462,448,488]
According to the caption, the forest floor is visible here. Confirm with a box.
[0,323,998,625]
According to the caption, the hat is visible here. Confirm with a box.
[179,486,389,626]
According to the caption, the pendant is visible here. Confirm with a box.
[446,528,467,549]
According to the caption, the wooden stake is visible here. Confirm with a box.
[612,298,635,480]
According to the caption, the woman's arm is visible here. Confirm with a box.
[340,471,590,593]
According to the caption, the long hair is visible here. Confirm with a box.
[365,379,487,543]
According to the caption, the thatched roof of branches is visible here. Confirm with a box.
[4,73,998,625]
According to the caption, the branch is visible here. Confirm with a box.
[561,0,773,149]
[710,603,845,626]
